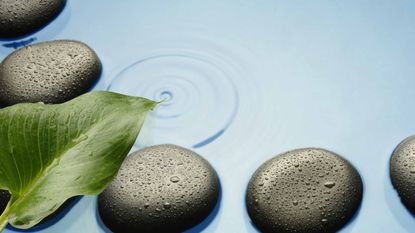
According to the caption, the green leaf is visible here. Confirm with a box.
[0,91,157,230]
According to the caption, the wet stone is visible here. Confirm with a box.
[390,135,415,214]
[0,0,66,38]
[0,40,101,107]
[98,144,220,233]
[246,148,363,233]
[0,190,10,214]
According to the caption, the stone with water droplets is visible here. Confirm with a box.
[0,0,66,38]
[0,40,101,107]
[98,144,220,233]
[390,135,415,214]
[246,148,363,233]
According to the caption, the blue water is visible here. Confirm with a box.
[1,0,415,232]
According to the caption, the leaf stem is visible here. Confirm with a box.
[0,200,11,232]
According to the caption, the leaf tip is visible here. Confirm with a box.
[148,100,161,111]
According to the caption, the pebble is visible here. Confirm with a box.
[246,148,363,233]
[0,0,66,38]
[0,40,101,107]
[98,144,220,233]
[390,135,415,214]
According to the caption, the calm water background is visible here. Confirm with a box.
[1,1,415,232]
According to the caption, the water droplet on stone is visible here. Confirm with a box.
[163,202,171,209]
[170,176,180,183]
[324,181,336,189]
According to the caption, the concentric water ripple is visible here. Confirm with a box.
[108,53,239,148]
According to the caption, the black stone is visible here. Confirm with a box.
[0,190,10,213]
[390,135,415,214]
[0,0,66,38]
[98,144,220,233]
[246,148,363,233]
[0,40,101,107]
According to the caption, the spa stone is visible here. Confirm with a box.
[0,40,101,107]
[246,148,363,233]
[98,144,220,233]
[0,0,66,38]
[390,135,415,214]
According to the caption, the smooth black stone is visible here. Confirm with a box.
[390,135,415,214]
[246,148,363,233]
[0,190,10,213]
[0,40,101,107]
[0,0,65,38]
[98,144,220,233]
